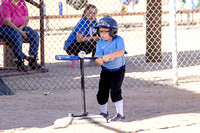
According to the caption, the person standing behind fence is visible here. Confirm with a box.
[64,4,100,67]
[94,17,126,122]
[0,0,41,71]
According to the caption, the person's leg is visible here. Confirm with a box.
[89,41,97,65]
[23,26,41,70]
[81,41,97,65]
[110,69,125,121]
[114,100,124,116]
[0,26,27,71]
[82,41,96,56]
[97,70,111,118]
[65,42,80,56]
[97,70,111,105]
[65,42,82,67]
[22,26,39,58]
[91,46,96,57]
[0,26,26,59]
[90,40,97,57]
[67,41,96,56]
[99,103,108,114]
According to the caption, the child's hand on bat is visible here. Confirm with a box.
[102,54,110,62]
[95,57,104,65]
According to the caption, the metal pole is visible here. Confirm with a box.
[146,0,162,62]
[40,0,45,66]
[80,58,87,116]
[169,0,178,85]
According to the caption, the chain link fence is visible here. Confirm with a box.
[0,0,200,92]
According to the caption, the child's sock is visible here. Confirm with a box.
[99,103,108,114]
[114,100,124,116]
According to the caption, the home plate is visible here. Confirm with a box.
[54,114,107,128]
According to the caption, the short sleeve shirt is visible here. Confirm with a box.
[64,17,98,50]
[0,0,29,26]
[95,35,126,69]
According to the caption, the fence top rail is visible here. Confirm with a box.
[29,9,200,20]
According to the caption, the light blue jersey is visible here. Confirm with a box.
[95,35,125,69]
[64,17,98,50]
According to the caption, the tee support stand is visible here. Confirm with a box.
[70,58,88,117]
[53,56,107,128]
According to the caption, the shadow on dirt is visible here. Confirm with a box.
[1,50,200,132]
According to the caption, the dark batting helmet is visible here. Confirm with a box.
[94,17,118,37]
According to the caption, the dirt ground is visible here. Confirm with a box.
[0,81,200,133]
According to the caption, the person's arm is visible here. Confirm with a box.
[95,49,125,65]
[3,18,27,39]
[102,49,125,62]
[19,16,29,30]
[76,32,100,42]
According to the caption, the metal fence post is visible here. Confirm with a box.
[169,0,178,85]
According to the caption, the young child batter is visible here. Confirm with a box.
[94,17,126,122]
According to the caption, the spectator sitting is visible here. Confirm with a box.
[64,4,100,67]
[0,0,41,71]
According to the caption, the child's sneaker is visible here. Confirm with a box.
[99,112,109,119]
[108,113,125,122]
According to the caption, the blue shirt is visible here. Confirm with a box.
[64,17,98,50]
[95,35,126,69]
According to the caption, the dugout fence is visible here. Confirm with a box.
[0,0,200,92]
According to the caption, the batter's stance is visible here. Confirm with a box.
[94,17,126,122]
